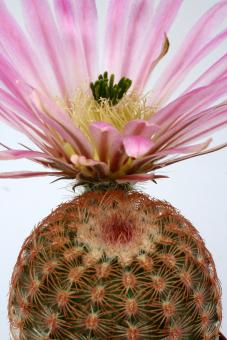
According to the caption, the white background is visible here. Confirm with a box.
[0,1,227,339]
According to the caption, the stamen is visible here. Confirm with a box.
[90,71,132,105]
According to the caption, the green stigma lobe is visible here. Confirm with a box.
[90,71,132,105]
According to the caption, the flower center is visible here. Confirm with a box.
[90,71,132,105]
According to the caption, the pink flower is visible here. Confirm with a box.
[0,0,227,184]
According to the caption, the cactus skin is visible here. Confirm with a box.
[8,189,222,340]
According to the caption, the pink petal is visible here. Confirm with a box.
[104,0,130,80]
[137,79,227,171]
[120,0,154,79]
[22,0,69,98]
[0,171,62,179]
[123,119,159,137]
[150,77,227,128]
[0,85,49,133]
[126,104,227,176]
[0,58,51,144]
[155,139,212,157]
[162,103,227,150]
[0,53,33,105]
[185,54,227,93]
[0,103,48,151]
[89,122,134,174]
[0,86,76,158]
[0,1,49,94]
[71,154,108,178]
[0,149,49,160]
[116,173,168,184]
[0,142,78,178]
[123,135,154,158]
[152,1,227,105]
[0,88,31,117]
[134,0,182,90]
[0,146,79,178]
[71,154,106,168]
[154,142,227,170]
[152,106,227,159]
[89,122,122,162]
[0,108,68,162]
[75,0,98,81]
[30,89,93,158]
[105,0,182,90]
[53,0,90,91]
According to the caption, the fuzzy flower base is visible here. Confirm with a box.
[9,189,221,339]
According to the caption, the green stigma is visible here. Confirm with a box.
[90,71,132,106]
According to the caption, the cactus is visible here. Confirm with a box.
[1,1,227,339]
[9,189,221,339]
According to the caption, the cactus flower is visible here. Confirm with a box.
[0,0,227,184]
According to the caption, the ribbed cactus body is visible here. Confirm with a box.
[9,189,221,339]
